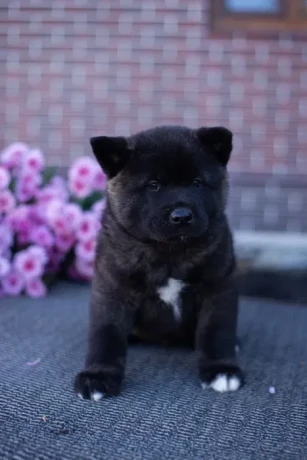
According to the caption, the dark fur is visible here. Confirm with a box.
[74,125,243,399]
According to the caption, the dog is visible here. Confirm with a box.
[74,125,243,400]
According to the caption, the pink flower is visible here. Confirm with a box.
[27,245,48,265]
[76,212,100,242]
[45,199,63,223]
[0,166,10,189]
[44,200,72,235]
[68,177,92,199]
[68,156,98,198]
[27,205,45,225]
[92,199,106,219]
[75,258,94,280]
[19,171,41,186]
[16,172,42,202]
[15,185,32,203]
[55,233,75,253]
[50,176,66,189]
[69,156,97,182]
[2,248,11,260]
[23,149,44,172]
[12,216,34,246]
[75,238,96,262]
[93,169,107,190]
[0,248,12,260]
[53,179,68,202]
[25,277,47,298]
[63,203,82,230]
[30,225,54,248]
[37,186,61,204]
[0,257,10,277]
[1,142,28,169]
[38,176,68,204]
[2,269,24,296]
[0,190,15,214]
[17,230,31,246]
[7,205,30,231]
[14,246,47,281]
[0,223,13,255]
[52,215,73,235]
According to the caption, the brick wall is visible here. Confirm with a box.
[1,0,307,232]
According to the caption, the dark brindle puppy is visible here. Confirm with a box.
[74,125,243,400]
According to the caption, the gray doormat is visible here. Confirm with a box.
[0,284,306,460]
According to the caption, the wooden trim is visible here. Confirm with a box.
[211,0,307,34]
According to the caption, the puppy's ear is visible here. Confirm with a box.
[90,136,133,178]
[196,127,233,166]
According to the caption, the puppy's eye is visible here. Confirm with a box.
[193,178,202,187]
[147,180,160,191]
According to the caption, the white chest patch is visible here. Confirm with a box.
[157,278,185,321]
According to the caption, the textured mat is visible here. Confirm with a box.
[0,283,306,460]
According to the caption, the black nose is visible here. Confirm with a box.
[170,207,193,225]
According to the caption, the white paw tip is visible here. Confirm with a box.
[210,374,229,393]
[269,386,276,394]
[204,374,241,393]
[91,391,104,401]
[77,393,84,400]
[228,376,241,392]
[201,382,208,390]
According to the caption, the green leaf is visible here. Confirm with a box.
[42,166,58,185]
[72,190,105,211]
[8,177,17,193]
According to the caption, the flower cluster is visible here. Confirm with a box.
[0,143,106,298]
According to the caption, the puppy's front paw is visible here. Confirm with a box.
[200,364,243,393]
[74,368,122,400]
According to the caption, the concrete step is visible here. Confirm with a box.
[235,231,307,305]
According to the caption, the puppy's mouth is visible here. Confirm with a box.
[171,232,189,243]
[148,217,208,244]
[165,229,206,244]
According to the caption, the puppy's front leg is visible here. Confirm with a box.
[196,283,244,393]
[74,289,135,400]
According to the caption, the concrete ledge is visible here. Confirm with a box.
[235,231,307,305]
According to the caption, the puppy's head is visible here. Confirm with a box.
[90,125,232,244]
